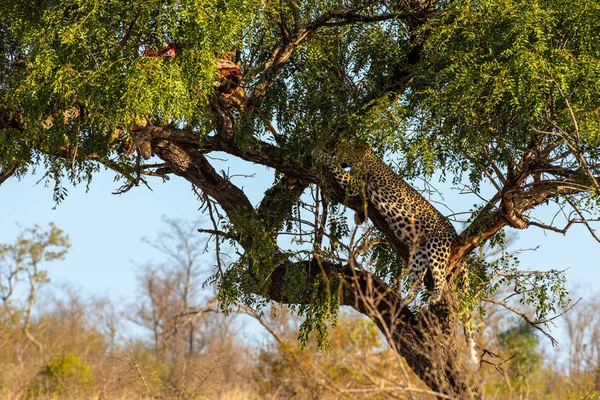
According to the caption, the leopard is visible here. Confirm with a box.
[314,145,480,363]
[313,146,459,306]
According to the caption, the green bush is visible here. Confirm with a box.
[30,353,94,396]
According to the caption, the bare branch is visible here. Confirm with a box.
[528,219,579,235]
[483,298,558,346]
[239,305,350,399]
[122,353,155,400]
[565,197,600,243]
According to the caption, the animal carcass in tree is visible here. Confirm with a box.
[142,40,178,58]
[215,57,246,107]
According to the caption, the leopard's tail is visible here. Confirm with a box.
[464,322,478,364]
[460,261,479,364]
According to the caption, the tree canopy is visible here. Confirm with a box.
[2,0,600,398]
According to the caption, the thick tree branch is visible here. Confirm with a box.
[152,140,254,218]
[0,164,17,186]
[304,11,412,30]
[146,122,600,274]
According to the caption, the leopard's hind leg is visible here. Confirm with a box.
[426,242,451,305]
[401,246,429,307]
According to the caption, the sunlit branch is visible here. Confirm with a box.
[565,197,600,243]
[528,219,580,235]
[0,164,17,186]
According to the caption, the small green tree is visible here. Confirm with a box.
[34,352,94,395]
[498,323,543,389]
[0,223,70,356]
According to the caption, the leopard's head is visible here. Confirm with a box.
[333,141,370,167]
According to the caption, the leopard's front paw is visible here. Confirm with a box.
[428,290,443,306]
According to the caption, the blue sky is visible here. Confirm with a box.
[1,154,598,356]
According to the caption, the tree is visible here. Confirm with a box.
[2,1,599,397]
[564,291,600,394]
[130,218,251,396]
[0,223,70,357]
[131,218,210,362]
[141,218,211,359]
[496,323,543,393]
